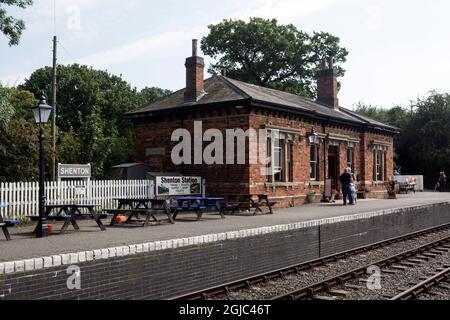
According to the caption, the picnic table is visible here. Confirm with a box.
[225,194,276,215]
[0,203,11,241]
[106,199,174,227]
[398,178,417,194]
[29,204,106,234]
[171,197,226,221]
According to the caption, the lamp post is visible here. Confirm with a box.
[32,94,53,238]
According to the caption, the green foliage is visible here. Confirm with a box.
[18,64,171,179]
[139,87,172,106]
[0,86,15,127]
[354,92,450,188]
[0,87,48,182]
[201,18,348,97]
[0,0,33,46]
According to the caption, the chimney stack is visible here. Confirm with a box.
[316,57,339,110]
[184,39,205,102]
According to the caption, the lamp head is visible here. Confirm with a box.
[32,93,53,124]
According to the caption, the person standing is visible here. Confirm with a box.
[438,172,447,192]
[339,168,354,205]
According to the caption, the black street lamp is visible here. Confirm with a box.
[32,94,52,238]
[308,129,318,145]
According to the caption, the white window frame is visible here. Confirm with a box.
[310,144,318,181]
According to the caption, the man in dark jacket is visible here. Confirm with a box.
[339,168,354,205]
[438,172,446,192]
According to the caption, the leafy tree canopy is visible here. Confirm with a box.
[19,64,171,178]
[201,18,348,98]
[0,0,33,46]
[354,92,450,188]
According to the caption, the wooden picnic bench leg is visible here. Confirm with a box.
[125,211,137,224]
[71,220,81,230]
[196,209,203,221]
[60,219,71,233]
[266,199,274,214]
[90,208,106,231]
[216,202,225,219]
[164,205,175,224]
[172,210,179,221]
[2,225,11,241]
[253,205,263,216]
[142,212,153,227]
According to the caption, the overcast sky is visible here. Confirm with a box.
[1,0,449,109]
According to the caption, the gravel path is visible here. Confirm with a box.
[211,229,450,300]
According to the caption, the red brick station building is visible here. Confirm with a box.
[125,40,399,206]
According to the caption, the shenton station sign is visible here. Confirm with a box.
[57,164,92,179]
[156,176,202,196]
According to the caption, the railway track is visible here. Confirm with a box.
[272,236,449,300]
[390,266,450,300]
[171,223,449,300]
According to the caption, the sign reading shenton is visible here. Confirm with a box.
[58,164,92,179]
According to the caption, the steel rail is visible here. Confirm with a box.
[171,223,449,300]
[390,267,450,300]
[271,236,449,300]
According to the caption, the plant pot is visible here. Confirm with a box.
[363,192,369,199]
[307,194,316,203]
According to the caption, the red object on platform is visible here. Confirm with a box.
[114,215,127,223]
[47,225,53,233]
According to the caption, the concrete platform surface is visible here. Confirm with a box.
[1,192,449,263]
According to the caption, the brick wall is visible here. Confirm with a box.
[133,104,395,203]
[1,202,449,300]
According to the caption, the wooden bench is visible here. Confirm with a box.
[105,208,174,227]
[1,221,11,241]
[170,205,207,221]
[0,204,11,241]
[225,195,276,215]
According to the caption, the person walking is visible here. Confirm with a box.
[437,172,447,192]
[339,167,354,205]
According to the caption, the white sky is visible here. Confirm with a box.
[1,0,449,109]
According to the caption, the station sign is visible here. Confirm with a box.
[58,164,92,179]
[156,176,202,196]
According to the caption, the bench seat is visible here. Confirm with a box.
[27,213,111,222]
[171,206,206,210]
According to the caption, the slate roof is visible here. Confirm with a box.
[126,75,398,132]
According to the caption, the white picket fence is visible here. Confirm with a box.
[0,180,154,219]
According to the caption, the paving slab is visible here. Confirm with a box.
[0,192,449,263]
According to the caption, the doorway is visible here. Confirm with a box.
[328,146,339,190]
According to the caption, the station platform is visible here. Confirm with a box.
[1,192,449,263]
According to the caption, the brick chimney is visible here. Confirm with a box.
[317,57,339,110]
[184,39,205,102]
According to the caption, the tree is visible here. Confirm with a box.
[354,93,450,189]
[20,64,171,178]
[139,87,172,106]
[201,18,348,97]
[0,87,48,182]
[397,92,450,187]
[0,86,15,127]
[0,0,33,46]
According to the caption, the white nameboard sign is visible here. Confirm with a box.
[58,164,91,179]
[156,176,202,196]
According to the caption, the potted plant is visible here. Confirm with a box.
[331,189,338,202]
[362,188,370,199]
[307,190,316,203]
